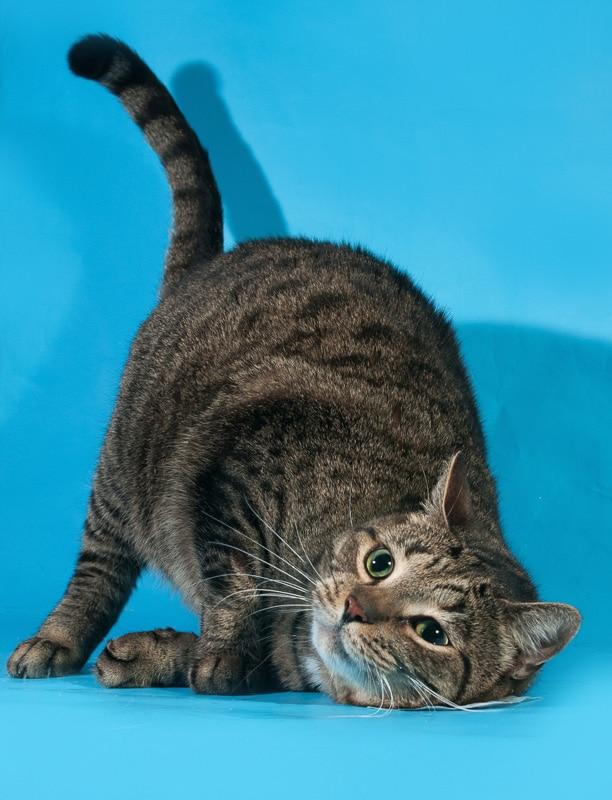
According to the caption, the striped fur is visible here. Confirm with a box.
[7,37,580,706]
[68,34,222,296]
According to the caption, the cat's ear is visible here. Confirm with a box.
[502,600,581,680]
[430,451,473,528]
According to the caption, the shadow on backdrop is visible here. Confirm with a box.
[171,62,289,242]
[458,323,612,654]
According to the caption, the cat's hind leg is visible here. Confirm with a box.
[95,629,197,687]
[7,480,140,678]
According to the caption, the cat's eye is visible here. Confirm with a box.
[365,547,394,579]
[413,617,449,646]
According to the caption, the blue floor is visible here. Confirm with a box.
[1,652,609,798]
[1,622,610,798]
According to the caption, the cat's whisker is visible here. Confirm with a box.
[420,462,431,505]
[242,603,310,622]
[237,650,275,690]
[409,676,435,711]
[209,540,310,592]
[256,629,311,648]
[410,676,479,713]
[202,507,316,587]
[196,571,306,595]
[397,660,447,710]
[243,496,311,571]
[293,521,326,585]
[381,673,396,716]
[358,663,384,718]
[348,463,355,529]
[412,679,433,710]
[375,665,387,717]
[210,587,308,611]
[326,546,341,595]
[364,663,386,718]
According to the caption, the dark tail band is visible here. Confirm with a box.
[68,34,223,296]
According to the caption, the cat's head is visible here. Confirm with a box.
[308,453,581,708]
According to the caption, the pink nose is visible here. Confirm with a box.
[343,594,368,623]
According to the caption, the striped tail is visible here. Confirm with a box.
[68,34,223,297]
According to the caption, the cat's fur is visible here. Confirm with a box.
[7,35,580,707]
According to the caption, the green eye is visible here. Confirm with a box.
[365,548,394,579]
[413,618,449,646]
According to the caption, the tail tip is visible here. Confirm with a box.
[68,34,122,80]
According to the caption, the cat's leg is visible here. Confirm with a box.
[96,570,276,693]
[188,550,268,695]
[95,628,197,687]
[7,482,141,678]
[96,597,269,693]
[96,556,280,693]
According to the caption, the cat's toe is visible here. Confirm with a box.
[189,652,248,695]
[7,637,82,678]
[95,632,153,687]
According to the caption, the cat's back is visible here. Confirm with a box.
[112,238,482,476]
[129,237,460,386]
[106,236,490,546]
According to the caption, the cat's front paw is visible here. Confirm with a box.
[95,628,196,688]
[189,652,251,695]
[7,637,83,678]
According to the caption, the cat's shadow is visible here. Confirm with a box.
[171,62,289,242]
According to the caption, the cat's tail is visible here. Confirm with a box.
[68,34,223,297]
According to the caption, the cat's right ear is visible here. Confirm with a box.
[429,451,473,528]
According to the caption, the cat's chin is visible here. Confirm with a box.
[310,618,426,709]
[310,618,376,701]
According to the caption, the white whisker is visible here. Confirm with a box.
[243,496,310,570]
[210,587,308,611]
[293,521,325,584]
[209,540,309,591]
[197,571,307,595]
[348,464,355,528]
[202,507,317,587]
[409,676,435,711]
[411,676,480,712]
[381,673,395,716]
[242,603,310,621]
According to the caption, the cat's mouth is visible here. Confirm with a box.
[310,588,377,682]
[311,607,397,688]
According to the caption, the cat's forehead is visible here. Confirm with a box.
[346,514,491,592]
[363,511,460,553]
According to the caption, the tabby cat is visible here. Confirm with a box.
[7,35,581,708]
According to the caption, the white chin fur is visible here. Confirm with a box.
[311,618,366,688]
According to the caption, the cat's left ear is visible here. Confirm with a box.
[502,600,581,680]
[431,451,473,528]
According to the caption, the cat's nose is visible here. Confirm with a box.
[342,594,369,624]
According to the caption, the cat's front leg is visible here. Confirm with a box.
[7,473,140,679]
[189,619,267,695]
[189,559,267,695]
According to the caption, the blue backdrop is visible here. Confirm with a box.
[1,2,611,798]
